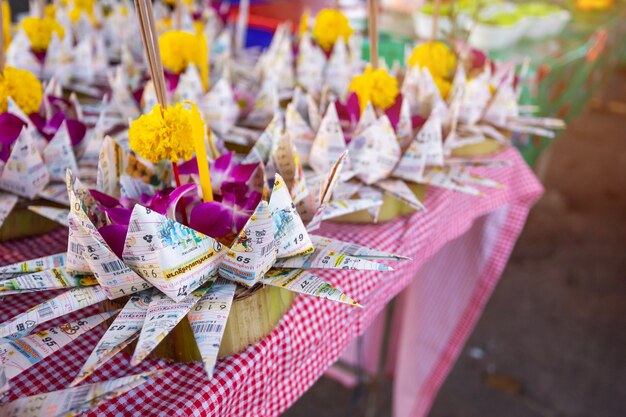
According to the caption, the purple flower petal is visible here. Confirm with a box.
[66,119,87,147]
[147,190,170,215]
[89,189,121,208]
[98,224,129,259]
[229,162,259,184]
[103,206,133,225]
[385,94,403,131]
[411,114,426,130]
[346,92,361,121]
[178,157,199,175]
[189,201,233,239]
[212,152,233,176]
[0,113,26,162]
[167,183,197,218]
[164,71,180,93]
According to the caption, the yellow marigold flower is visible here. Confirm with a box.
[2,1,11,51]
[433,77,451,100]
[407,41,456,79]
[299,9,309,38]
[129,103,202,163]
[0,66,44,115]
[349,66,399,111]
[159,30,209,90]
[163,0,193,5]
[312,8,353,51]
[21,17,65,52]
[44,4,56,19]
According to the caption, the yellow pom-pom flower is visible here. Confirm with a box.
[44,4,56,19]
[433,77,451,100]
[129,103,203,163]
[407,41,456,80]
[159,30,209,90]
[349,66,399,111]
[0,66,44,115]
[2,1,11,51]
[312,8,353,51]
[163,0,193,5]
[298,9,309,38]
[21,17,65,52]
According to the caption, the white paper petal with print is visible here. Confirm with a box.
[0,286,107,340]
[3,311,117,381]
[0,193,18,229]
[269,175,313,258]
[219,202,277,286]
[309,235,409,260]
[188,279,236,378]
[0,267,96,294]
[0,370,162,417]
[28,206,69,227]
[309,102,348,176]
[0,253,66,277]
[349,115,401,185]
[376,179,426,211]
[0,128,49,199]
[73,291,152,386]
[262,269,360,307]
[131,288,207,365]
[70,212,151,299]
[43,122,79,182]
[122,206,226,302]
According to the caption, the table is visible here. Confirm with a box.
[0,147,542,416]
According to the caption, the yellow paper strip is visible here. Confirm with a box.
[194,127,213,202]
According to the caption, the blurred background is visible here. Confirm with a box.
[7,0,622,415]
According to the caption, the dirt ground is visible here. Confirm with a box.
[284,71,626,417]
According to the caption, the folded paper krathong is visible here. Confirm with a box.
[0,160,404,395]
[0,90,109,229]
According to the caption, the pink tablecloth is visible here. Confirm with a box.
[0,147,542,417]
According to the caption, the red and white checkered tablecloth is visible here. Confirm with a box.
[0,147,542,417]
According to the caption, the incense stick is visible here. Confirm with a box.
[367,0,378,69]
[175,0,182,31]
[431,0,441,41]
[0,1,5,72]
[134,0,168,108]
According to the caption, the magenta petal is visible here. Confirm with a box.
[164,71,180,93]
[346,92,361,121]
[0,113,26,162]
[47,95,73,114]
[32,49,46,65]
[66,119,87,147]
[147,191,169,215]
[98,224,128,259]
[385,94,403,131]
[221,182,249,208]
[232,210,251,233]
[212,152,233,177]
[178,157,199,175]
[103,207,133,225]
[89,189,120,208]
[167,183,197,213]
[229,162,258,183]
[132,87,144,106]
[189,201,233,238]
[411,114,426,130]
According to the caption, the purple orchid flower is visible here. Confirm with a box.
[0,113,27,162]
[190,182,262,239]
[90,183,197,226]
[335,92,426,143]
[179,152,259,198]
[30,96,87,145]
